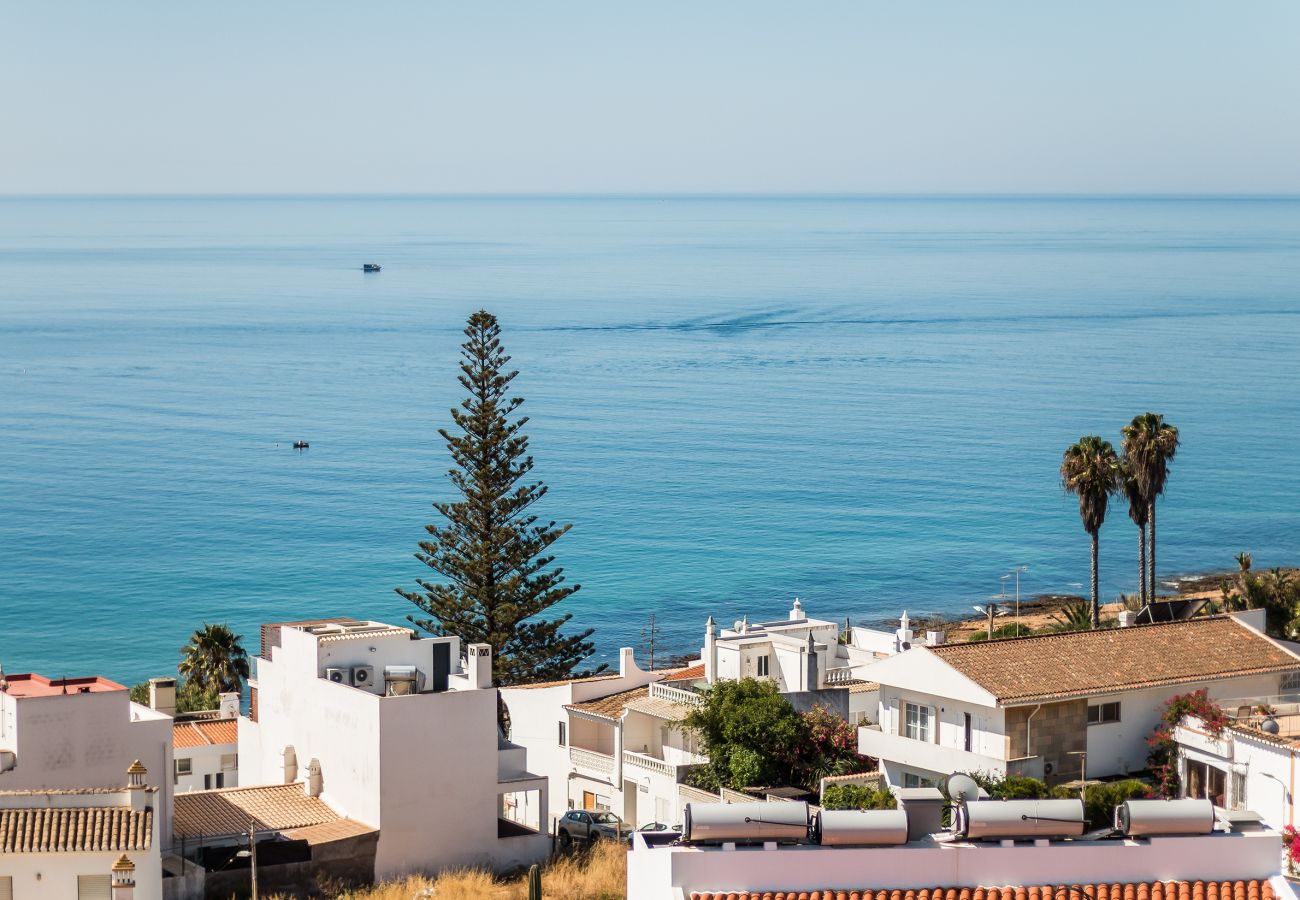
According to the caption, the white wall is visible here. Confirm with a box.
[1,849,163,900]
[627,830,1288,900]
[173,738,238,793]
[1086,674,1286,778]
[0,690,173,850]
[1177,717,1297,832]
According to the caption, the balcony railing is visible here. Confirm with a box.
[824,666,860,685]
[623,750,675,778]
[650,682,704,707]
[569,746,614,775]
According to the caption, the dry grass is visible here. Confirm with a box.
[274,841,627,900]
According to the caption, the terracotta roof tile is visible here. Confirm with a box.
[282,818,377,844]
[665,663,706,682]
[930,617,1300,704]
[566,686,650,721]
[174,719,239,749]
[0,806,152,853]
[173,783,341,839]
[689,883,1274,900]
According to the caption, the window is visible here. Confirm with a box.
[204,774,211,790]
[77,875,111,900]
[1231,770,1248,811]
[1087,702,1121,725]
[220,753,237,771]
[963,712,973,752]
[757,655,770,677]
[558,721,567,746]
[0,875,12,900]
[1185,760,1227,807]
[175,757,192,775]
[1282,672,1300,693]
[902,772,934,788]
[905,702,932,743]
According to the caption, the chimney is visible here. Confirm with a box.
[618,647,636,677]
[805,632,819,690]
[790,598,804,622]
[111,854,136,900]
[926,630,946,647]
[467,643,493,689]
[282,745,298,784]
[126,760,148,812]
[896,611,914,652]
[304,758,322,798]
[147,678,176,716]
[218,692,240,719]
[704,618,717,685]
[1117,610,1137,628]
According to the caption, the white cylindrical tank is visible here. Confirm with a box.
[956,799,1085,840]
[816,809,909,846]
[1115,798,1215,836]
[683,802,809,844]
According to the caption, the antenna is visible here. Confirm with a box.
[640,612,661,671]
[938,772,981,803]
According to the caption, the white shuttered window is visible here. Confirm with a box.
[78,874,111,900]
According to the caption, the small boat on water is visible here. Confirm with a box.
[363,263,381,272]
[293,440,309,449]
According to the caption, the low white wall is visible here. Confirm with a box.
[627,830,1283,900]
[2,849,163,900]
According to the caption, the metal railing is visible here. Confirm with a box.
[569,746,615,775]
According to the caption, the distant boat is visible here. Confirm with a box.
[363,263,381,272]
[293,440,309,449]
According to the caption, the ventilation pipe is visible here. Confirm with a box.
[704,618,717,685]
[282,745,298,784]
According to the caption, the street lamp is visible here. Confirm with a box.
[236,824,259,900]
[1260,771,1290,829]
[1011,565,1029,624]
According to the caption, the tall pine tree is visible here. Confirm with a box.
[397,310,599,695]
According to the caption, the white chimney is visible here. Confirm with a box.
[467,643,493,689]
[111,854,136,900]
[896,611,914,652]
[926,630,946,647]
[126,760,148,812]
[218,692,240,719]
[305,758,322,798]
[147,678,176,716]
[790,598,804,621]
[704,618,717,686]
[1117,610,1137,628]
[282,745,298,784]
[618,647,636,677]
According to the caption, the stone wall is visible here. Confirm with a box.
[1004,699,1087,786]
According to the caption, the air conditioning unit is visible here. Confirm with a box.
[325,667,352,686]
[352,666,375,689]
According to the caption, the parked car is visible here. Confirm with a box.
[558,810,627,848]
[628,821,682,846]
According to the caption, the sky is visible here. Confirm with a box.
[2,1,1298,195]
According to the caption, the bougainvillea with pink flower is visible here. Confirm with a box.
[1146,689,1227,798]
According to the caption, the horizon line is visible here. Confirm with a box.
[4,191,1300,201]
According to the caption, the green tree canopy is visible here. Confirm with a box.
[178,623,249,695]
[398,311,598,695]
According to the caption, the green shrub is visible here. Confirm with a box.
[970,772,1050,799]
[822,783,897,811]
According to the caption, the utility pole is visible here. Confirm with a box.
[640,613,660,671]
[238,824,259,900]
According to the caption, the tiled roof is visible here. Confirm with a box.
[624,693,691,721]
[690,881,1274,900]
[508,674,620,690]
[173,784,341,838]
[665,663,706,682]
[930,616,1300,704]
[848,681,880,694]
[283,818,377,844]
[173,719,239,749]
[317,626,413,644]
[0,806,152,853]
[566,686,650,721]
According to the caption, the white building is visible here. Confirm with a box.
[501,647,703,831]
[237,618,549,880]
[627,806,1293,900]
[0,760,163,900]
[1174,693,1300,831]
[0,670,174,848]
[170,692,240,794]
[857,610,1300,789]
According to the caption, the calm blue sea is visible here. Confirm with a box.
[2,196,1299,687]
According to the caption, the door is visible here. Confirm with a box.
[583,790,596,810]
[623,780,638,827]
[431,642,451,693]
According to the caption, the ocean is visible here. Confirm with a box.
[2,195,1298,687]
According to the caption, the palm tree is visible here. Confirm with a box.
[1121,413,1179,600]
[1061,435,1122,628]
[179,623,250,695]
[1120,457,1149,606]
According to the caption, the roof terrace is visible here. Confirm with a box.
[0,672,127,699]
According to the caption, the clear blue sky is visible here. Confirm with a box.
[3,1,1298,194]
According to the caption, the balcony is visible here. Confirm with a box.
[858,726,1008,777]
[570,746,615,776]
[649,682,703,707]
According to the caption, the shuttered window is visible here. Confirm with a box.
[0,875,14,900]
[77,874,111,900]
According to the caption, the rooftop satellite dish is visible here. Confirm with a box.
[938,772,981,803]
